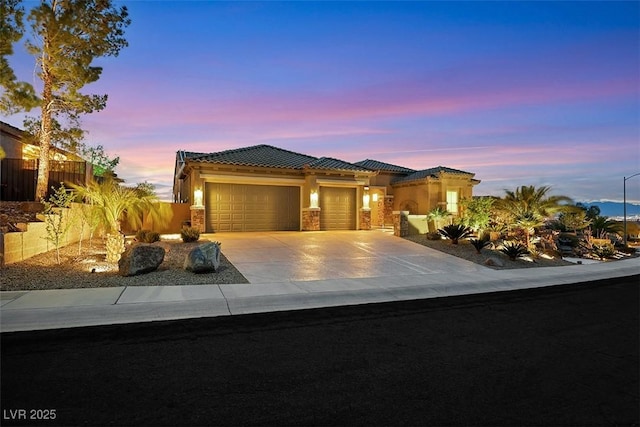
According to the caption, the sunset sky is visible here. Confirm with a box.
[2,1,639,204]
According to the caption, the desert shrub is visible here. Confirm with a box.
[459,196,494,231]
[181,226,201,243]
[42,184,75,264]
[469,235,491,254]
[438,224,473,244]
[136,229,161,243]
[426,232,442,240]
[591,243,616,260]
[500,241,530,261]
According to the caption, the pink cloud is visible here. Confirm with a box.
[86,47,638,141]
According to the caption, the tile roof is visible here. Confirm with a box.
[308,157,372,172]
[393,166,475,184]
[185,144,371,172]
[187,144,317,169]
[354,159,416,174]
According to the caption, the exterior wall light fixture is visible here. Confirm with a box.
[193,188,204,207]
[363,186,370,210]
[310,190,319,208]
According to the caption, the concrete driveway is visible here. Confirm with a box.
[209,230,485,284]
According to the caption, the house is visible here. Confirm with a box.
[1,121,91,201]
[0,121,84,161]
[173,144,480,233]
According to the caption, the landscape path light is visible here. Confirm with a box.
[623,172,640,246]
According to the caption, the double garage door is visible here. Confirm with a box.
[206,183,300,232]
[205,183,357,232]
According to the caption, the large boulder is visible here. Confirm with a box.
[118,244,165,277]
[184,242,221,273]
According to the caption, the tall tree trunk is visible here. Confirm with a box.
[35,37,53,201]
[35,103,52,201]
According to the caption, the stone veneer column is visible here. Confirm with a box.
[302,207,321,231]
[392,210,409,237]
[359,208,371,230]
[376,198,385,227]
[384,196,394,227]
[190,206,205,233]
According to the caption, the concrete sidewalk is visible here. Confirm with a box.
[2,256,638,333]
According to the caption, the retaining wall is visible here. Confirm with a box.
[1,203,193,266]
[0,203,90,266]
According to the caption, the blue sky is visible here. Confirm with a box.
[2,1,639,203]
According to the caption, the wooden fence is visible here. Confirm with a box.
[0,158,90,201]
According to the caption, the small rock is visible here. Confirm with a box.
[484,257,505,267]
[118,244,165,277]
[184,242,221,273]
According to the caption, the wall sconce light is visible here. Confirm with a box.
[310,190,319,208]
[193,188,203,207]
[363,187,370,210]
[372,193,379,202]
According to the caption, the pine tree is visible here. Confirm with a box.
[0,0,130,200]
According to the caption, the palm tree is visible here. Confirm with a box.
[500,185,573,218]
[497,185,573,247]
[590,216,623,239]
[71,176,172,262]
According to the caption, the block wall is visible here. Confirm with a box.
[1,203,91,266]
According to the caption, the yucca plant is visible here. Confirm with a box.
[500,241,530,261]
[428,207,451,231]
[469,234,491,254]
[438,224,472,244]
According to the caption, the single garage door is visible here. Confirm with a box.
[320,186,356,230]
[206,183,300,232]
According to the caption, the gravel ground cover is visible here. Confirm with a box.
[405,234,575,269]
[0,238,249,291]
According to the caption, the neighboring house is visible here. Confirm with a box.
[173,144,480,233]
[0,121,91,201]
[0,121,84,161]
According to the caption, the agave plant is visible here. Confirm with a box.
[591,243,616,260]
[438,224,472,244]
[500,241,530,261]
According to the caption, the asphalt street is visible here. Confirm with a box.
[1,275,638,426]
